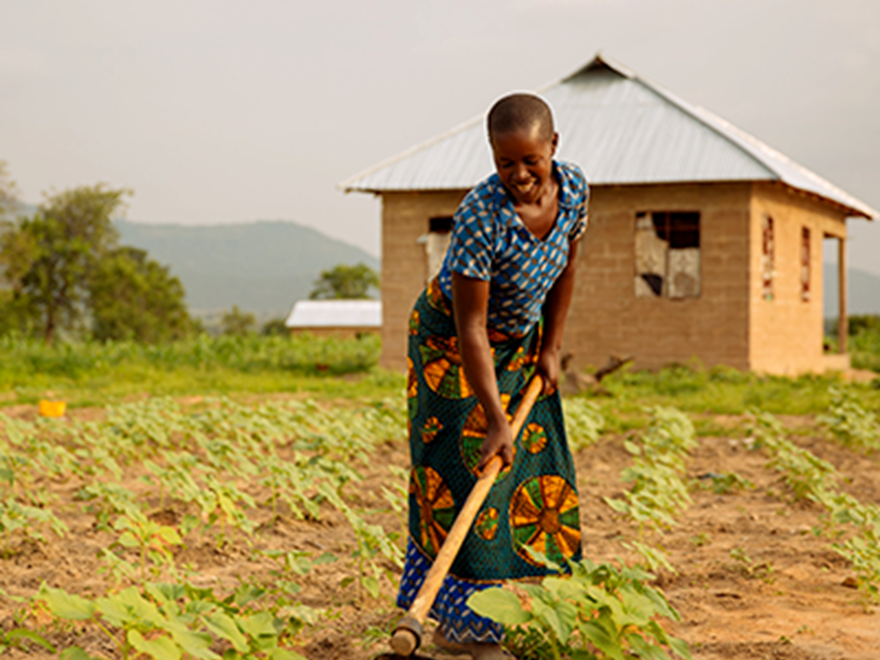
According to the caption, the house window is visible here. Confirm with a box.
[634,211,700,299]
[429,216,453,233]
[801,226,811,302]
[761,215,774,300]
[418,216,453,282]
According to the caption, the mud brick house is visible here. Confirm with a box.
[341,55,876,375]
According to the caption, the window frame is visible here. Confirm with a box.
[634,210,702,300]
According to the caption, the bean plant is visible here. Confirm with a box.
[563,399,606,451]
[604,407,696,570]
[817,388,880,452]
[468,554,691,660]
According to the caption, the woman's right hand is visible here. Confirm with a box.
[477,419,514,472]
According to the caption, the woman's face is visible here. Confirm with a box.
[490,123,558,205]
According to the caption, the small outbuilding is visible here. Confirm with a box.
[341,55,876,375]
[285,300,381,339]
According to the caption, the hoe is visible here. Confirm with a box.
[377,376,543,659]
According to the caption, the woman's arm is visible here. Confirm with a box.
[451,272,514,471]
[536,238,580,393]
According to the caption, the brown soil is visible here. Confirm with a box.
[1,410,878,660]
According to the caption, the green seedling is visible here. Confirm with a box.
[0,496,68,555]
[817,388,880,452]
[689,533,711,548]
[468,553,691,660]
[75,482,141,531]
[319,483,403,603]
[563,399,606,450]
[37,581,308,660]
[693,471,754,495]
[750,410,880,606]
[605,407,696,574]
[111,512,183,586]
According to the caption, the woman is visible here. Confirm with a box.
[398,93,588,660]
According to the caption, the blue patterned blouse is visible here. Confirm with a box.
[437,160,589,335]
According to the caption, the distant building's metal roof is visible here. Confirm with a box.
[285,299,381,328]
[341,55,875,219]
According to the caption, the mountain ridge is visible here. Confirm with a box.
[823,264,880,317]
[117,220,379,317]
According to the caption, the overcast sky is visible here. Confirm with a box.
[1,0,878,274]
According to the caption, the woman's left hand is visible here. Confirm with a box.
[536,348,560,395]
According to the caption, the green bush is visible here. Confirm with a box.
[849,315,880,337]
[851,328,880,373]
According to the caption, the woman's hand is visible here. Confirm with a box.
[536,347,561,395]
[477,418,514,471]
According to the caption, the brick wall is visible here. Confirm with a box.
[748,182,848,375]
[567,182,752,372]
[380,190,465,370]
[288,327,378,340]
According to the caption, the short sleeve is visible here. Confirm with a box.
[568,172,590,243]
[446,195,495,281]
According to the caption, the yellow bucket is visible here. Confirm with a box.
[38,400,66,418]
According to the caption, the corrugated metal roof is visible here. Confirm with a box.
[340,55,875,219]
[285,300,381,328]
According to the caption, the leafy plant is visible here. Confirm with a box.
[817,388,880,452]
[75,481,142,530]
[0,628,55,655]
[563,398,606,450]
[604,407,695,570]
[318,483,403,602]
[37,581,308,660]
[691,471,754,495]
[749,412,880,606]
[468,555,691,660]
[0,496,68,554]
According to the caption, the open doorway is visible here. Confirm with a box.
[822,233,847,354]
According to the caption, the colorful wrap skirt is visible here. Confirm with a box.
[396,278,583,643]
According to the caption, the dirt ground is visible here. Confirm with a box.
[1,406,879,660]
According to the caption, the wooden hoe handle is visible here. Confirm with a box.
[390,376,544,657]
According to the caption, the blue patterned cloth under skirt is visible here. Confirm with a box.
[397,538,504,644]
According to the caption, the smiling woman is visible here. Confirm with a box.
[396,93,589,659]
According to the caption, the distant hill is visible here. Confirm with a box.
[117,220,379,317]
[824,264,880,317]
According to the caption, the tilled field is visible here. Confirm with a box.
[1,400,878,660]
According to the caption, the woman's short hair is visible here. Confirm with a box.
[487,93,554,142]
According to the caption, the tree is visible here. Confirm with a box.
[309,262,379,300]
[0,162,26,335]
[261,317,289,336]
[0,161,19,219]
[88,247,194,343]
[2,184,130,343]
[220,305,257,336]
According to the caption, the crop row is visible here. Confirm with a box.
[603,407,697,571]
[749,412,880,606]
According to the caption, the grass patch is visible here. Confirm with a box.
[575,364,880,428]
[852,331,880,373]
[0,334,405,407]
